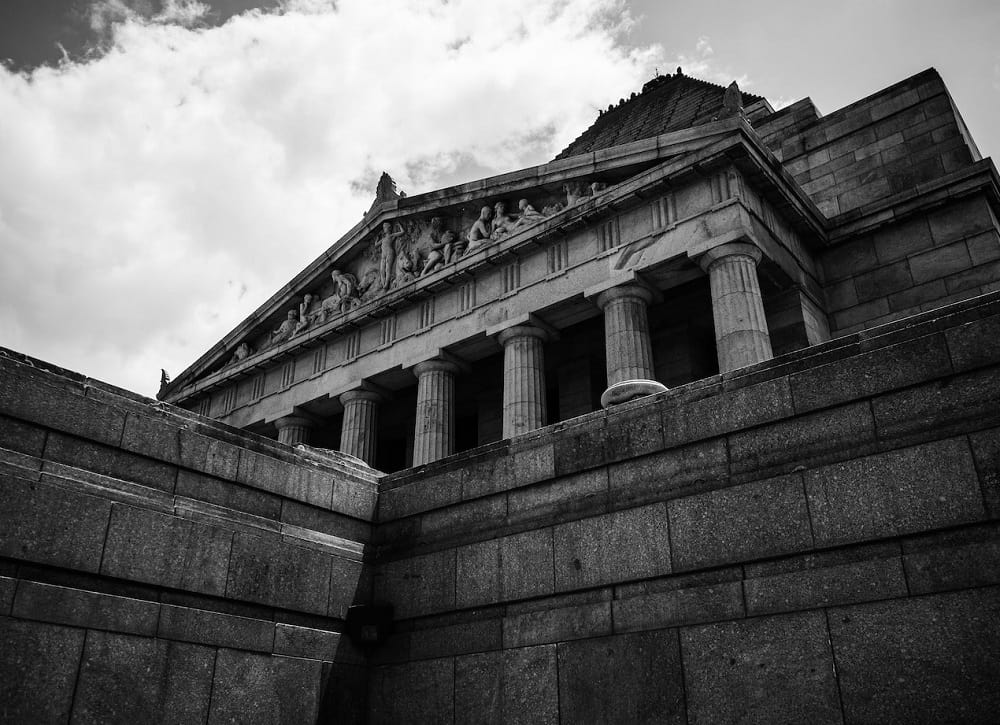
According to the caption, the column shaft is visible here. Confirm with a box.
[275,416,313,446]
[497,326,547,438]
[702,242,773,372]
[339,390,381,466]
[412,360,458,466]
[596,285,656,386]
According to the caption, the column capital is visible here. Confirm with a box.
[413,357,461,377]
[496,324,549,347]
[594,283,655,311]
[273,415,314,431]
[698,240,762,272]
[339,388,384,406]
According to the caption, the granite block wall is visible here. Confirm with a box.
[0,351,379,724]
[368,291,1000,724]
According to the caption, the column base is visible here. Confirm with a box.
[600,379,669,408]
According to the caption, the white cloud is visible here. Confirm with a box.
[695,35,713,56]
[0,0,660,397]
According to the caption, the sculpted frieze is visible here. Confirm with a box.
[223,177,609,368]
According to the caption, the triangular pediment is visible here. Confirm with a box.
[160,117,794,402]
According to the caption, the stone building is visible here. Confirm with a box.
[2,67,1000,723]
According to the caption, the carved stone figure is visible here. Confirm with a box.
[271,310,298,346]
[466,206,493,252]
[564,182,589,206]
[512,198,545,229]
[227,342,252,366]
[421,217,458,276]
[293,294,316,335]
[491,201,517,240]
[590,181,608,195]
[394,242,418,287]
[721,80,743,118]
[375,222,406,290]
[357,269,382,302]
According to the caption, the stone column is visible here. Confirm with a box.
[595,284,656,386]
[496,325,548,438]
[412,359,459,466]
[699,241,774,373]
[339,389,382,466]
[274,415,313,446]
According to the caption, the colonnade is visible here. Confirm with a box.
[274,240,774,467]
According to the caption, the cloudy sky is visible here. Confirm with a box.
[1,0,998,398]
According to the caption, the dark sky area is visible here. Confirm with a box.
[0,0,278,69]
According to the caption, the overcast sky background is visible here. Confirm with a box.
[1,0,998,398]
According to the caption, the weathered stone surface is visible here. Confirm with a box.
[455,537,499,607]
[805,438,985,546]
[504,600,611,648]
[552,418,608,475]
[902,523,1000,594]
[73,632,215,725]
[375,549,455,618]
[461,452,515,499]
[0,618,85,723]
[0,474,111,572]
[274,623,341,660]
[157,604,273,651]
[607,438,729,506]
[12,581,159,635]
[0,368,125,445]
[455,651,502,725]
[328,554,366,618]
[369,658,454,725]
[744,548,906,615]
[728,401,876,477]
[177,468,282,519]
[553,503,671,590]
[558,630,686,725]
[789,333,952,413]
[970,426,1000,516]
[507,467,608,525]
[500,528,554,600]
[503,645,558,725]
[829,587,1000,725]
[662,377,794,447]
[0,415,46,457]
[319,663,368,725]
[0,577,14,615]
[421,495,506,539]
[209,648,324,725]
[872,367,1000,442]
[681,610,843,725]
[510,439,555,487]
[946,312,1000,372]
[237,450,333,509]
[102,504,233,596]
[226,531,332,615]
[45,432,178,493]
[614,580,744,632]
[410,618,501,660]
[604,401,664,462]
[668,474,813,571]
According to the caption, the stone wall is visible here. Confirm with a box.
[368,291,1000,724]
[0,351,379,724]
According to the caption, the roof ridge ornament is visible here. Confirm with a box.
[367,171,406,215]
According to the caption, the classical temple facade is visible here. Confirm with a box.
[4,67,1000,724]
[160,68,987,472]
